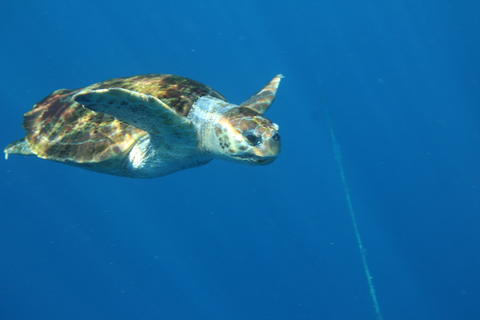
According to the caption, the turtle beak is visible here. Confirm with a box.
[255,133,281,163]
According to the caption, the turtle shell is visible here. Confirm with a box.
[22,74,227,164]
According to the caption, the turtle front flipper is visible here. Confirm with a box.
[4,138,35,159]
[73,88,198,153]
[240,74,283,114]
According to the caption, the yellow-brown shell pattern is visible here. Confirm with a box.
[23,74,226,163]
[23,89,146,163]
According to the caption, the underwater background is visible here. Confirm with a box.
[1,1,479,319]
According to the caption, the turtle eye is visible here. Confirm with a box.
[244,133,261,146]
[272,133,280,141]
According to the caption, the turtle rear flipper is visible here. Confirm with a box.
[4,138,35,159]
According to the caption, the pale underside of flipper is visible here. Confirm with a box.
[73,88,198,154]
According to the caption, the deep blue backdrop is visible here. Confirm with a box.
[1,1,479,319]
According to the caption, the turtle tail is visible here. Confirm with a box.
[4,138,35,159]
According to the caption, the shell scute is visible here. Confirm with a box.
[24,91,145,163]
[83,74,226,116]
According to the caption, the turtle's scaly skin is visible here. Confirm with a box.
[16,75,225,164]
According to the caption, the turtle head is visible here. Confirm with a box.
[213,107,281,165]
[194,74,283,166]
[211,74,284,165]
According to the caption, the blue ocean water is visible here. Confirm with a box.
[1,1,479,319]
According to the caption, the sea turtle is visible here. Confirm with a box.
[4,74,282,178]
